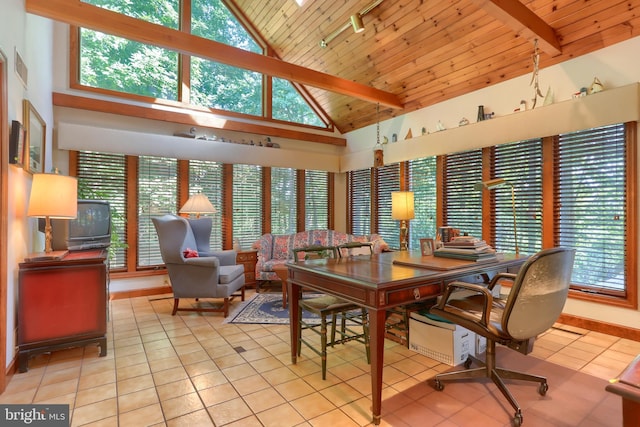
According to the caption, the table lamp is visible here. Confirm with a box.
[27,172,78,256]
[179,193,216,219]
[474,178,519,255]
[392,191,415,251]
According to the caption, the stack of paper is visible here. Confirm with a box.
[434,236,497,261]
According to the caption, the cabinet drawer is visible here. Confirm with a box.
[237,251,257,262]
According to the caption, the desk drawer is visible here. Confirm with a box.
[386,282,442,306]
[445,273,492,286]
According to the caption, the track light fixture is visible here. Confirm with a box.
[319,0,384,48]
[351,14,364,33]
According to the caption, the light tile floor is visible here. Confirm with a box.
[1,289,639,426]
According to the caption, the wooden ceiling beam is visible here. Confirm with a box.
[25,0,403,110]
[473,0,562,56]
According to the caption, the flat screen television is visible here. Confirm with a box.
[39,200,112,251]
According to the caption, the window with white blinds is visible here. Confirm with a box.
[76,151,127,269]
[305,170,329,230]
[492,139,542,255]
[189,160,223,251]
[271,167,297,234]
[408,156,437,249]
[376,163,400,248]
[348,169,372,235]
[138,156,178,267]
[556,124,627,294]
[233,164,263,249]
[443,150,483,238]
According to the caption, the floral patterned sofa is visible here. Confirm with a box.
[255,229,389,282]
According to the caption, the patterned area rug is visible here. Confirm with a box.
[224,292,323,325]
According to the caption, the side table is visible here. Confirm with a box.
[606,354,640,427]
[236,249,258,288]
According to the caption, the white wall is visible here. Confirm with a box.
[1,1,55,368]
[346,35,640,154]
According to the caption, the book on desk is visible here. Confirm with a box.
[434,236,498,262]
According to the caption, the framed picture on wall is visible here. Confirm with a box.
[9,120,25,166]
[420,238,435,256]
[23,99,45,173]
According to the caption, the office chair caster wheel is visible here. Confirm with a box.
[538,381,548,396]
[464,357,472,369]
[434,379,444,391]
[512,411,523,426]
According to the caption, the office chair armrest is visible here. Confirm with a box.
[438,281,494,327]
[487,272,517,291]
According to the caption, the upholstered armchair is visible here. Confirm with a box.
[152,214,245,317]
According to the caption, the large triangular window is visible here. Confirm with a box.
[76,0,327,128]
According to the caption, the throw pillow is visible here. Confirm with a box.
[183,248,199,258]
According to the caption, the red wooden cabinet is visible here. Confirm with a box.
[18,250,108,372]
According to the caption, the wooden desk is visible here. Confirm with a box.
[287,250,527,425]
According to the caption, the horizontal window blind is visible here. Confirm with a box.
[189,160,223,251]
[409,156,437,249]
[233,164,263,249]
[271,167,297,234]
[349,169,372,235]
[443,150,482,238]
[376,163,400,248]
[138,156,177,267]
[76,151,127,270]
[305,170,329,230]
[492,139,542,255]
[556,124,626,294]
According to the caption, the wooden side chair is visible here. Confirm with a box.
[293,245,371,379]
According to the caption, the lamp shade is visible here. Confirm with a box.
[179,193,217,216]
[391,191,415,220]
[474,178,509,191]
[27,173,78,219]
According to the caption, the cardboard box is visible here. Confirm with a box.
[409,312,474,366]
[475,334,487,356]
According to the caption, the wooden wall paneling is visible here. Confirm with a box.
[262,166,271,235]
[223,163,234,249]
[126,156,139,272]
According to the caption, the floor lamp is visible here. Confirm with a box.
[475,178,519,255]
[392,191,415,251]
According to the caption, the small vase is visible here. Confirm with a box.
[477,105,485,122]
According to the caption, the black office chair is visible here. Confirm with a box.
[293,245,371,379]
[430,247,576,426]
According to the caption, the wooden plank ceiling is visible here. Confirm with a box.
[234,0,640,133]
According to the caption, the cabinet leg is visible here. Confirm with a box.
[98,337,107,357]
[18,351,29,373]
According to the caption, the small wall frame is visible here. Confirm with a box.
[9,120,25,166]
[23,99,45,173]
